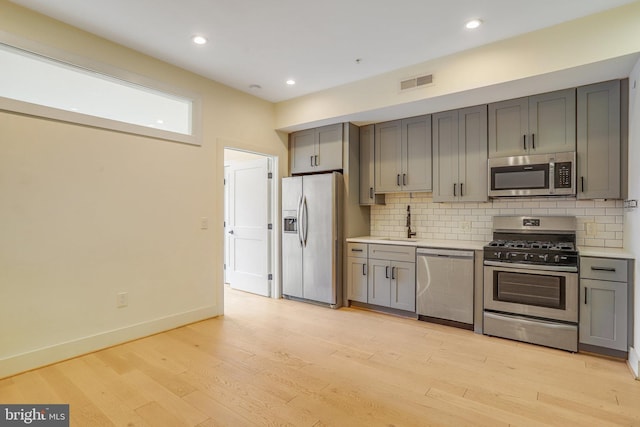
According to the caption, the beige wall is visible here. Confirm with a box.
[0,1,286,378]
[275,2,640,131]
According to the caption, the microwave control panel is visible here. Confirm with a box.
[554,162,572,188]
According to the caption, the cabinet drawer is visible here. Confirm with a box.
[347,243,368,259]
[369,244,415,263]
[580,257,627,282]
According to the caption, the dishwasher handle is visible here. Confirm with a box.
[417,248,474,258]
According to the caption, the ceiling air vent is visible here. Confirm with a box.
[400,74,433,91]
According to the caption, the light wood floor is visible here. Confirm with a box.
[2,287,639,426]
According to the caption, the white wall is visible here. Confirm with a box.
[625,57,640,378]
[372,194,624,248]
[275,2,640,131]
[0,1,287,378]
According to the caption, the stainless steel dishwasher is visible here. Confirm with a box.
[416,248,474,329]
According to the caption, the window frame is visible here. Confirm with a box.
[0,31,202,146]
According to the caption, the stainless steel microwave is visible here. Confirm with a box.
[488,152,576,197]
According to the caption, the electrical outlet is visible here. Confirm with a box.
[585,222,598,237]
[117,292,128,308]
[200,217,208,230]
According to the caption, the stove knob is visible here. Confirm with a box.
[523,253,529,261]
[505,252,511,260]
[542,254,549,262]
[494,251,501,259]
[554,254,560,263]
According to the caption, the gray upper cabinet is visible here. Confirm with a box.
[433,105,488,202]
[488,88,576,157]
[290,123,343,174]
[577,80,623,200]
[374,115,432,193]
[359,125,385,205]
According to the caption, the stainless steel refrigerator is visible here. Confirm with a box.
[282,172,342,307]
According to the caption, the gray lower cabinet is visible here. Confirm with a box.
[347,243,368,303]
[290,123,343,174]
[374,115,432,193]
[577,79,626,200]
[579,256,629,354]
[368,244,416,312]
[359,124,385,205]
[347,243,416,312]
[488,88,576,157]
[432,105,488,202]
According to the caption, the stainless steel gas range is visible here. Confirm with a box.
[483,216,579,352]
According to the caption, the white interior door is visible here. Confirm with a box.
[227,157,271,296]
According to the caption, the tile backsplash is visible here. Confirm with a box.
[370,193,624,248]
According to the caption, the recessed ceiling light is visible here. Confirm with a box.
[156,119,164,124]
[192,35,208,45]
[286,79,296,86]
[465,19,482,30]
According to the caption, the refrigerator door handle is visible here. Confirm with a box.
[302,196,309,246]
[296,195,303,247]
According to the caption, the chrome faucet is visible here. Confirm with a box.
[406,205,416,239]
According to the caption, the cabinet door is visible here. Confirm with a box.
[577,80,621,199]
[368,259,391,307]
[459,105,488,202]
[375,120,403,193]
[528,88,576,154]
[316,123,343,172]
[390,261,416,312]
[488,97,528,157]
[347,257,368,303]
[359,124,384,205]
[290,129,316,174]
[432,110,459,202]
[580,279,627,351]
[402,115,432,192]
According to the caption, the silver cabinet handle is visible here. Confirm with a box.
[396,174,400,186]
[310,156,314,167]
[403,174,407,186]
[385,266,390,278]
[391,266,396,280]
[314,155,318,166]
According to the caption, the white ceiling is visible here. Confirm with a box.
[10,0,639,103]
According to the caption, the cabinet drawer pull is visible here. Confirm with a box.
[590,266,616,272]
[351,248,363,252]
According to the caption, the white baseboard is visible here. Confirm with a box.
[629,346,640,379]
[0,305,219,379]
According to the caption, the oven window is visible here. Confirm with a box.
[494,271,565,309]
[491,164,549,190]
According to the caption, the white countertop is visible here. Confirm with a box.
[346,236,486,251]
[577,246,635,259]
[347,237,636,259]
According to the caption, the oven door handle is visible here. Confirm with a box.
[483,260,577,273]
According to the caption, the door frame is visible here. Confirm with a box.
[223,147,280,300]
